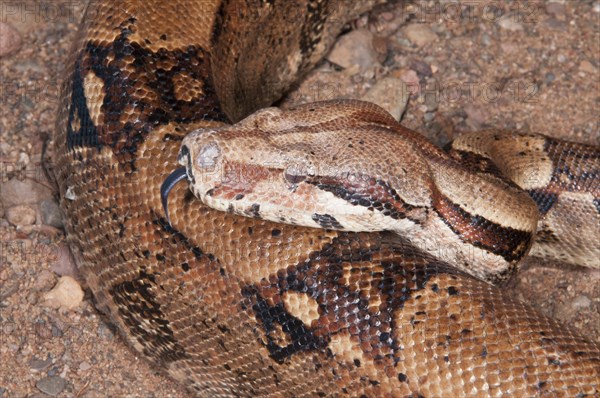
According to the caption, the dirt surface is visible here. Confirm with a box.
[1,1,598,397]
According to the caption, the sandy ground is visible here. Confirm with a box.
[0,1,598,397]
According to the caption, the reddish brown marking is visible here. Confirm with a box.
[449,150,515,187]
[308,174,421,221]
[210,160,280,199]
[431,190,533,262]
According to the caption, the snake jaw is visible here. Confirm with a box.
[160,167,188,226]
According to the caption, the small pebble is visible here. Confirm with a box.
[570,295,592,310]
[42,276,84,310]
[423,112,435,123]
[59,365,70,379]
[545,72,556,83]
[497,14,524,31]
[327,29,379,70]
[0,22,22,57]
[29,355,53,371]
[97,322,115,340]
[546,2,566,19]
[26,291,39,304]
[33,269,57,292]
[362,77,409,121]
[464,104,489,129]
[481,33,491,47]
[424,92,438,112]
[35,376,66,397]
[61,352,72,363]
[401,24,437,47]
[79,361,91,371]
[545,18,567,30]
[410,59,432,78]
[40,199,63,229]
[394,69,420,95]
[5,204,36,227]
[18,152,30,166]
[50,244,79,278]
[579,60,597,74]
[1,178,53,208]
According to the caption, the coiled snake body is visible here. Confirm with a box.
[53,1,600,396]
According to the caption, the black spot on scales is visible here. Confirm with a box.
[66,28,227,169]
[312,213,344,229]
[447,286,459,296]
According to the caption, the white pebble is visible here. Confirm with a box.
[42,276,84,310]
[5,204,37,227]
[0,22,22,57]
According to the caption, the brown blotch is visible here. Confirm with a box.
[432,193,532,263]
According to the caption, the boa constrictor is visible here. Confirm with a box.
[166,100,599,284]
[52,0,600,396]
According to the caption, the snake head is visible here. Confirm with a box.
[160,128,226,226]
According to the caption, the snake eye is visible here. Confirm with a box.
[284,171,306,184]
[284,163,310,184]
[197,142,221,170]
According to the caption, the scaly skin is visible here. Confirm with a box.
[52,1,600,396]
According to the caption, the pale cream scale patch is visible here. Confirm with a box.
[432,162,539,234]
[70,111,81,134]
[413,216,513,280]
[531,191,600,268]
[281,291,320,326]
[452,131,554,190]
[199,177,411,233]
[83,71,106,127]
[125,1,220,52]
[254,183,418,233]
[328,333,410,395]
[173,72,205,102]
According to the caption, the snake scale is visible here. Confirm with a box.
[52,0,600,396]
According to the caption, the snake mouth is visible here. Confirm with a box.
[160,167,188,226]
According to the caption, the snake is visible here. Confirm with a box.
[51,0,600,397]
